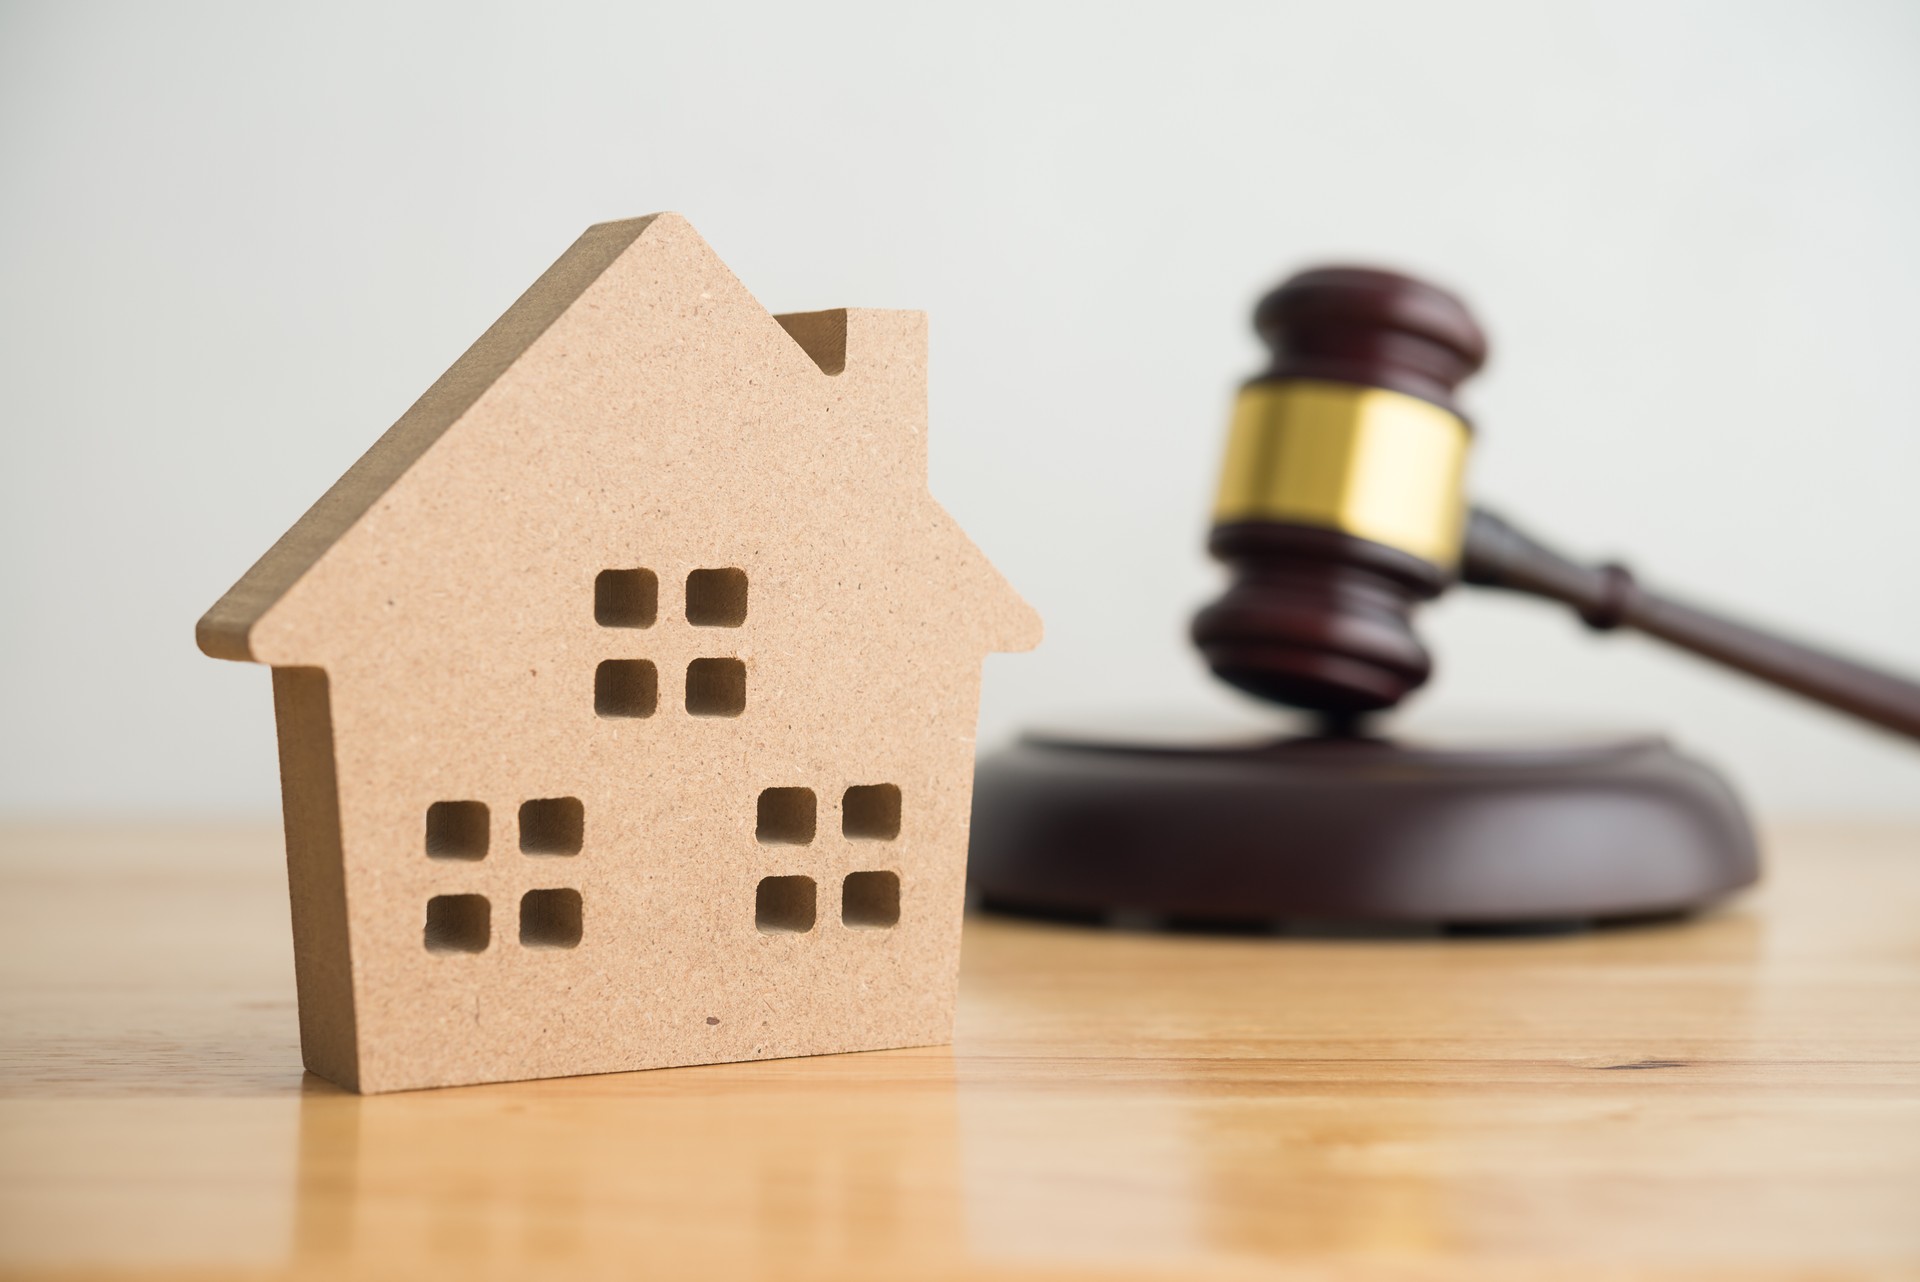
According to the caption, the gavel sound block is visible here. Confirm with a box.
[969,268,1920,928]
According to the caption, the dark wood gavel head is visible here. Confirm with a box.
[1191,266,1489,718]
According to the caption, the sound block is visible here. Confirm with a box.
[968,720,1760,929]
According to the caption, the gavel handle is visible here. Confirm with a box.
[1461,507,1920,743]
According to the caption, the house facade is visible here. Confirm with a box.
[199,215,1039,1093]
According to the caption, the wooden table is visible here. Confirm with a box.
[2,822,1917,1280]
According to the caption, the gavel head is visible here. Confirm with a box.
[1190,266,1488,718]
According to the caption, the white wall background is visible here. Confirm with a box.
[2,0,1917,818]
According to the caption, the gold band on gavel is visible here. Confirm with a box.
[1211,379,1472,566]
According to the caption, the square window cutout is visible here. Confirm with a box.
[843,784,901,840]
[686,568,748,627]
[520,797,583,855]
[424,894,490,953]
[425,800,488,860]
[842,870,901,929]
[595,568,658,628]
[520,888,583,948]
[756,875,816,933]
[686,658,746,717]
[596,659,658,718]
[757,787,816,845]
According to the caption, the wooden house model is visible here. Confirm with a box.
[197,214,1039,1093]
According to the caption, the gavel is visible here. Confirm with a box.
[1191,266,1920,741]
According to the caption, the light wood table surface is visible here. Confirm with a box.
[2,822,1917,1280]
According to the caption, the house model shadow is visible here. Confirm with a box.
[198,214,1040,1094]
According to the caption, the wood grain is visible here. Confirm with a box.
[2,821,1918,1280]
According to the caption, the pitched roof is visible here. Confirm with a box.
[198,217,661,662]
[197,214,1038,664]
